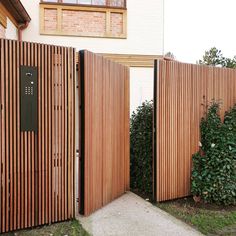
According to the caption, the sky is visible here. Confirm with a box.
[164,0,236,64]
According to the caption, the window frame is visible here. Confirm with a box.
[40,0,127,10]
[40,2,127,39]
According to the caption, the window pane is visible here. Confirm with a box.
[79,0,92,4]
[109,0,125,7]
[79,0,106,5]
[63,0,78,3]
[42,0,126,7]
[42,0,58,2]
[92,0,106,5]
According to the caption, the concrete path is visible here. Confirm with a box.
[78,192,203,236]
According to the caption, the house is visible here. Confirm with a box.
[18,0,164,112]
[1,0,164,111]
[0,0,30,40]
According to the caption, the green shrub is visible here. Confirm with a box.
[130,100,153,197]
[191,102,236,205]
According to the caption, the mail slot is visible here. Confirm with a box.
[20,66,38,132]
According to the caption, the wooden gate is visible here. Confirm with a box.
[154,59,236,202]
[79,50,130,216]
[0,39,75,233]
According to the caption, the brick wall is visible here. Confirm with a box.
[43,8,124,38]
[62,10,106,36]
[44,9,57,31]
[0,24,6,38]
[110,13,123,36]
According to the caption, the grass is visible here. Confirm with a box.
[2,219,90,236]
[156,197,236,235]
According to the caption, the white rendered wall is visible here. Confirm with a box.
[5,18,18,40]
[20,0,159,114]
[20,0,164,55]
[130,67,153,113]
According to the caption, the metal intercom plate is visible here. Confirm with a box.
[20,66,38,132]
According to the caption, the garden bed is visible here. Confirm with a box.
[156,197,236,235]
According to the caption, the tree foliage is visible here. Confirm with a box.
[198,47,236,68]
[165,52,176,60]
[191,102,236,205]
[130,101,153,197]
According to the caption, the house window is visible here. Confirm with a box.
[40,0,127,38]
[41,0,126,8]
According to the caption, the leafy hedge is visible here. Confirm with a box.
[130,101,153,197]
[191,102,236,205]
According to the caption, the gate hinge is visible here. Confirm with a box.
[76,64,79,72]
[76,149,80,159]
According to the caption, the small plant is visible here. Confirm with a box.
[130,100,153,198]
[191,101,236,205]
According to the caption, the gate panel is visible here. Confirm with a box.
[154,60,236,202]
[0,39,75,233]
[80,50,130,216]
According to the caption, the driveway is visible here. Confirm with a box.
[78,192,203,236]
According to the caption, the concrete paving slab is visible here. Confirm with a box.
[77,191,203,236]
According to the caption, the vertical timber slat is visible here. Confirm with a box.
[80,50,130,216]
[155,60,236,201]
[0,39,75,233]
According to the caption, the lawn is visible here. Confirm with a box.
[2,219,90,236]
[156,197,236,235]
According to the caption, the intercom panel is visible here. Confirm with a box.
[20,66,38,132]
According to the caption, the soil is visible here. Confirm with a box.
[131,188,154,203]
[132,189,236,212]
[167,196,236,212]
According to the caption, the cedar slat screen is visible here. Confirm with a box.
[155,60,236,202]
[80,50,130,216]
[0,39,75,233]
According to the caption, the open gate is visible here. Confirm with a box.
[0,39,130,232]
[0,39,75,233]
[79,51,130,216]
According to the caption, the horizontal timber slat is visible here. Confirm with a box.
[98,53,163,68]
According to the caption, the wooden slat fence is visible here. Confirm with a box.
[80,50,130,216]
[154,60,236,202]
[0,38,75,233]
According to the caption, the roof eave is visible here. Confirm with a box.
[1,0,31,25]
